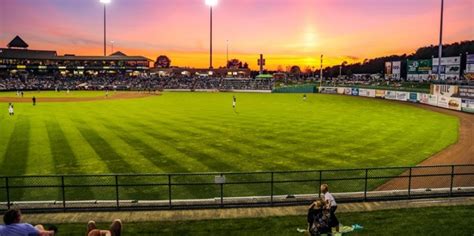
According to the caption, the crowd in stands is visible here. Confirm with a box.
[0,75,274,91]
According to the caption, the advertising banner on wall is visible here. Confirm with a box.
[461,99,474,113]
[459,86,474,99]
[385,91,397,100]
[351,88,359,96]
[437,96,461,111]
[430,84,459,97]
[409,92,418,102]
[320,87,337,94]
[432,56,461,80]
[407,59,432,81]
[392,61,401,80]
[384,61,401,80]
[375,90,386,98]
[359,89,376,97]
[385,62,392,75]
[344,88,352,95]
[396,92,409,101]
[337,87,345,94]
[420,94,438,106]
[465,54,474,80]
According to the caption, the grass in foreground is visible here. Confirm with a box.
[41,205,474,236]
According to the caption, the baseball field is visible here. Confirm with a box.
[0,91,460,200]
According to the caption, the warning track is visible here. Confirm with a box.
[377,103,473,190]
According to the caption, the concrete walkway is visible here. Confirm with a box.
[21,197,474,224]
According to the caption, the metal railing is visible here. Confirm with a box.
[0,164,472,212]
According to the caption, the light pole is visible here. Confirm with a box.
[437,0,444,80]
[100,0,111,56]
[110,40,115,53]
[226,40,229,68]
[319,54,323,87]
[205,0,218,69]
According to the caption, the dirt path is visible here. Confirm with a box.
[0,92,157,103]
[377,103,474,190]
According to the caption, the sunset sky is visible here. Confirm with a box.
[0,0,473,70]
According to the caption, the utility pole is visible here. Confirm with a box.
[437,0,444,80]
[319,54,323,88]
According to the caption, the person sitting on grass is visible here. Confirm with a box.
[307,200,331,236]
[321,184,339,233]
[86,219,122,236]
[0,209,56,236]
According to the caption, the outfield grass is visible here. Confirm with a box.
[39,205,474,236]
[0,92,459,201]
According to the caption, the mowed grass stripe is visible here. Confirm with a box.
[1,115,30,200]
[81,105,194,173]
[1,115,30,176]
[58,112,110,174]
[0,113,16,166]
[161,116,305,171]
[101,110,211,172]
[129,108,304,171]
[102,123,189,173]
[45,118,95,200]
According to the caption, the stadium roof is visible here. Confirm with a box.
[0,35,152,61]
[7,36,29,48]
[0,48,57,60]
[57,55,152,61]
[0,48,151,61]
[110,51,127,57]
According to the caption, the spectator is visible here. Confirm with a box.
[307,200,331,236]
[86,219,122,236]
[320,184,339,232]
[0,209,55,236]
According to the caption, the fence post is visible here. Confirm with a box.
[220,173,224,208]
[318,171,322,198]
[270,172,274,206]
[450,165,455,197]
[115,175,120,209]
[408,167,412,199]
[364,169,368,201]
[61,176,66,211]
[168,174,172,209]
[5,177,10,210]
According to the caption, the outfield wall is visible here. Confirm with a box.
[163,89,271,93]
[319,85,474,114]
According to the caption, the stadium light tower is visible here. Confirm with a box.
[437,0,444,80]
[100,0,111,56]
[226,40,229,68]
[205,0,218,69]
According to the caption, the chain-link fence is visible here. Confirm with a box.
[0,164,472,212]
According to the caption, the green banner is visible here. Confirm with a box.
[407,59,432,74]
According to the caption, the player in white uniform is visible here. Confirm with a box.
[8,103,14,116]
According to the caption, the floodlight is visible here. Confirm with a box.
[205,0,218,7]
